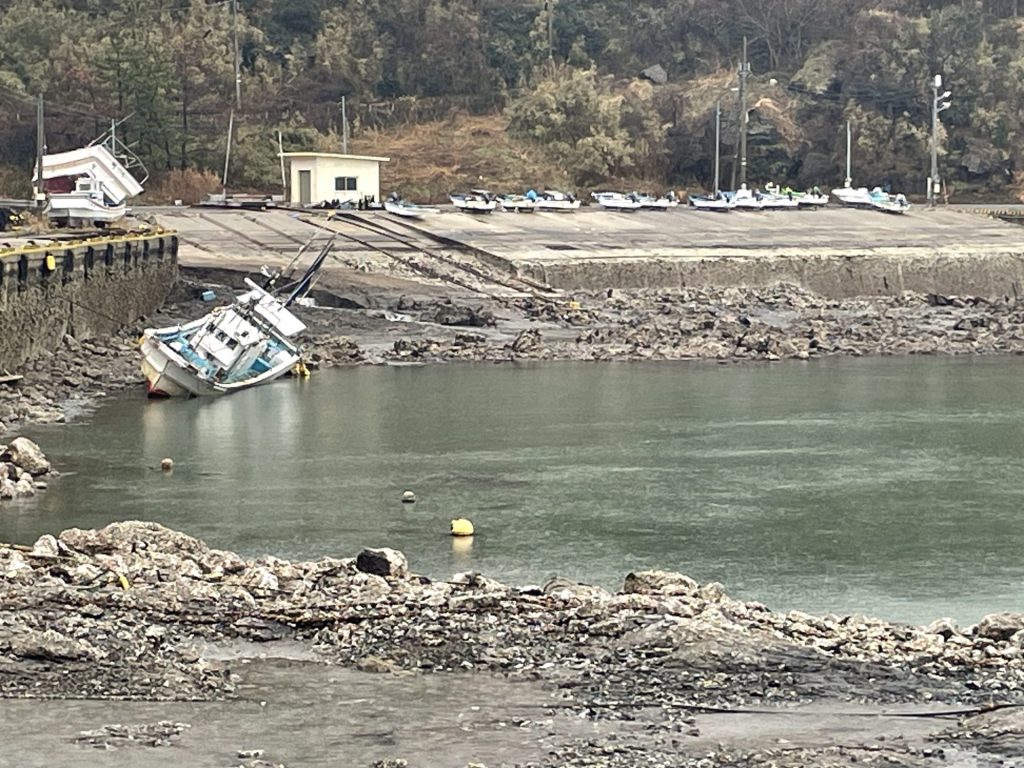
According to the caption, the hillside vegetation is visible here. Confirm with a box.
[1,0,1023,201]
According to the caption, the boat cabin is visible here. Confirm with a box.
[280,152,390,208]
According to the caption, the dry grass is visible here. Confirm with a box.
[348,113,576,202]
[141,168,223,205]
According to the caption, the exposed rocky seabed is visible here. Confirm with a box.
[3,279,1024,765]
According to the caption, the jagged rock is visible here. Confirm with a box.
[30,534,60,558]
[5,436,50,475]
[924,617,961,640]
[623,570,699,596]
[355,547,409,578]
[977,613,1024,642]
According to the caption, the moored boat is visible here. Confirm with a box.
[497,194,537,212]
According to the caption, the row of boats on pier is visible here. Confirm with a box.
[689,183,910,214]
[384,182,910,219]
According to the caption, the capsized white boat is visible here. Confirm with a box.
[535,190,580,211]
[47,177,128,224]
[384,194,440,218]
[591,191,644,211]
[450,190,497,213]
[140,240,333,398]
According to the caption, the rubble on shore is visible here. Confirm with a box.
[0,437,51,501]
[1,521,1023,766]
[3,282,1024,434]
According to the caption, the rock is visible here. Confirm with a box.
[30,534,60,558]
[976,612,1024,642]
[623,570,699,596]
[355,655,399,674]
[355,547,409,578]
[5,436,50,475]
[924,617,961,640]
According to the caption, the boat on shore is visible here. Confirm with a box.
[450,190,497,214]
[832,185,910,214]
[140,240,333,398]
[497,194,536,213]
[591,191,644,211]
[535,190,580,212]
[689,193,735,212]
[384,194,440,219]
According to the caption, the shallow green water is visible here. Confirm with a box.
[4,357,1024,625]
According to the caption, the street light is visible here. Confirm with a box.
[929,74,952,208]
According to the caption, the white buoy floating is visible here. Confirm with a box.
[450,518,474,537]
[160,458,174,472]
[402,490,416,504]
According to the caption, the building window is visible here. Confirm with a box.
[335,177,357,191]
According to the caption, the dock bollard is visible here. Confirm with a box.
[450,518,474,537]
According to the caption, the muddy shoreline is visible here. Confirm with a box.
[2,521,1024,767]
[3,266,1024,434]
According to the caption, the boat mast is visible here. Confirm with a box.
[738,36,749,188]
[713,101,721,194]
[844,120,852,188]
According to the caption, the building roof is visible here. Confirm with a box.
[279,152,390,163]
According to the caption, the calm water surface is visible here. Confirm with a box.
[4,357,1024,625]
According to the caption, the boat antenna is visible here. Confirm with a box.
[284,236,336,306]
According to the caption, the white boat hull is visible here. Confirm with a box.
[689,197,734,211]
[450,197,496,213]
[384,200,440,218]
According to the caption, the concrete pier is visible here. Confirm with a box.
[0,231,178,370]
[154,205,1024,300]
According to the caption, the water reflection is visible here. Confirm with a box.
[6,357,1024,624]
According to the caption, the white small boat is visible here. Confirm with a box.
[832,185,908,213]
[535,190,580,212]
[591,191,644,211]
[450,190,497,213]
[761,194,800,210]
[140,242,332,397]
[689,194,735,212]
[725,187,764,210]
[384,196,440,218]
[795,192,829,208]
[47,177,128,225]
[637,193,679,210]
[497,194,537,213]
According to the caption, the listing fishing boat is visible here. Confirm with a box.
[140,240,333,398]
[591,191,644,211]
[384,193,440,219]
[450,190,497,213]
[535,190,580,211]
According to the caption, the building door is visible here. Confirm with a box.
[298,170,311,206]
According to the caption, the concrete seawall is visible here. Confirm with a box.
[0,232,178,371]
[514,246,1024,299]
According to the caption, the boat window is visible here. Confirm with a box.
[207,323,215,332]
[227,338,239,349]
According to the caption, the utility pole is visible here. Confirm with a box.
[35,94,45,208]
[738,36,750,188]
[231,0,241,109]
[341,96,348,154]
[713,101,721,194]
[929,74,951,208]
[545,0,554,64]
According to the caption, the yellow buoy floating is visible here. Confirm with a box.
[44,253,56,272]
[450,518,474,537]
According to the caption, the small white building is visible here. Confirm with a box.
[280,152,390,207]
